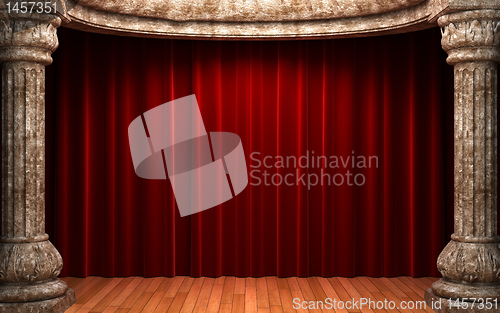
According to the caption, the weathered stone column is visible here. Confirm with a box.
[425,9,500,313]
[0,8,75,313]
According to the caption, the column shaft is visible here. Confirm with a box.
[453,61,497,241]
[2,61,46,241]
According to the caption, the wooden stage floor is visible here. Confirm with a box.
[61,276,438,313]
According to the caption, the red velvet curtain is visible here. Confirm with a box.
[44,27,455,278]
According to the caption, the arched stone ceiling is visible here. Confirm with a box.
[61,0,500,39]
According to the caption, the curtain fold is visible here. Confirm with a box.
[44,27,455,278]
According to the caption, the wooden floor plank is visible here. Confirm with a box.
[379,278,413,303]
[357,277,380,294]
[129,292,154,313]
[119,278,154,309]
[289,289,309,313]
[146,277,165,293]
[387,278,413,295]
[61,277,78,286]
[167,292,189,313]
[75,277,106,302]
[142,291,166,313]
[64,276,439,313]
[266,277,281,306]
[156,277,175,293]
[277,278,289,290]
[77,278,114,305]
[386,279,426,312]
[338,277,363,300]
[154,297,175,313]
[411,279,433,292]
[307,277,328,301]
[193,278,206,287]
[214,276,226,285]
[328,278,362,313]
[221,276,236,304]
[421,278,437,285]
[245,285,258,313]
[206,284,224,313]
[109,277,143,307]
[317,277,349,313]
[220,303,232,313]
[270,305,284,313]
[233,294,245,313]
[349,278,387,313]
[297,278,316,301]
[286,277,300,291]
[90,277,136,312]
[344,278,378,313]
[370,291,399,313]
[256,277,270,308]
[66,304,83,313]
[180,282,203,313]
[72,277,99,293]
[68,280,89,296]
[397,277,426,295]
[278,288,295,313]
[307,277,330,313]
[83,278,123,309]
[235,277,246,294]
[196,277,215,308]
[337,277,373,313]
[179,278,195,293]
[366,278,412,313]
[165,277,187,298]
[141,277,176,312]
[367,278,391,294]
[247,277,256,288]
[388,278,432,313]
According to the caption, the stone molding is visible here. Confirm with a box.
[76,0,425,22]
[439,10,500,64]
[0,241,63,285]
[0,16,60,65]
[441,19,500,50]
[437,241,500,285]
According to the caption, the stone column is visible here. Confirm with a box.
[0,9,75,313]
[425,9,500,313]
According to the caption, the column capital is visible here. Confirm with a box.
[439,9,500,64]
[0,13,60,65]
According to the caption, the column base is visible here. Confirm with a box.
[425,288,499,313]
[0,288,75,313]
